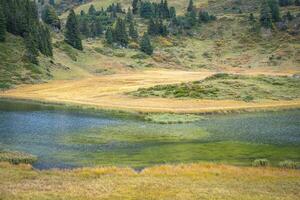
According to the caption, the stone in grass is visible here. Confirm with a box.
[145,113,206,124]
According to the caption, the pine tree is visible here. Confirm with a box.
[132,0,139,14]
[24,29,39,64]
[88,4,97,15]
[268,0,280,22]
[187,0,194,12]
[260,0,273,28]
[49,0,55,6]
[0,4,6,42]
[105,27,114,44]
[129,22,138,40]
[140,33,153,55]
[126,8,133,23]
[169,6,176,19]
[148,18,158,35]
[114,18,128,46]
[65,9,83,50]
[42,5,61,29]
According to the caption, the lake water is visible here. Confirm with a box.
[0,100,299,169]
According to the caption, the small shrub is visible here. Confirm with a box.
[131,53,148,59]
[252,159,270,167]
[279,160,298,169]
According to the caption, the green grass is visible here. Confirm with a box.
[0,34,52,90]
[0,151,37,165]
[144,113,206,124]
[1,162,299,200]
[131,73,300,101]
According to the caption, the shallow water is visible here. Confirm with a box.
[0,100,299,169]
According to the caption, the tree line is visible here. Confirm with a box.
[0,0,53,65]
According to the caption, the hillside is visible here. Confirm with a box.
[0,0,299,91]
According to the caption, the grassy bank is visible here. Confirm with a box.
[0,162,299,200]
[0,151,37,165]
[131,74,300,102]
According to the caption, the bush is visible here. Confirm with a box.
[131,53,149,59]
[252,159,270,167]
[279,160,298,169]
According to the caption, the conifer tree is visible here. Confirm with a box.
[169,6,176,19]
[49,0,55,6]
[114,18,128,47]
[187,0,194,12]
[65,9,83,50]
[129,22,139,40]
[24,29,39,64]
[140,33,153,55]
[268,0,280,22]
[126,8,133,22]
[0,4,6,42]
[296,0,300,6]
[42,5,61,29]
[105,27,114,44]
[88,4,96,15]
[260,0,273,28]
[132,0,139,14]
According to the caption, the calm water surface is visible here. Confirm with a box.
[0,100,299,169]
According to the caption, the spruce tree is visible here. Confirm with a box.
[114,18,128,47]
[187,0,194,12]
[88,4,96,15]
[49,0,55,6]
[105,27,114,44]
[260,0,273,28]
[169,7,176,19]
[268,0,280,22]
[24,30,39,64]
[65,9,83,50]
[140,33,153,55]
[0,5,6,42]
[129,22,138,40]
[132,0,139,14]
[42,5,61,29]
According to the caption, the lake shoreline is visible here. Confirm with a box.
[1,96,300,118]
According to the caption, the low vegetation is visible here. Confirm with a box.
[144,113,205,124]
[131,73,300,101]
[0,151,37,165]
[0,162,299,200]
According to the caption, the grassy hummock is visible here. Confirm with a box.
[131,74,300,102]
[144,113,205,124]
[0,151,37,165]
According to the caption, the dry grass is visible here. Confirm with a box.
[0,162,299,200]
[1,69,300,113]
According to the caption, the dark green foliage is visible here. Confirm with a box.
[105,27,113,44]
[296,0,300,6]
[129,22,139,40]
[140,33,153,55]
[279,0,294,6]
[0,0,53,63]
[198,10,212,23]
[260,0,273,28]
[169,6,176,19]
[113,18,128,47]
[49,0,55,6]
[0,5,5,42]
[126,8,133,23]
[148,18,168,36]
[38,24,53,57]
[91,20,103,37]
[285,11,294,21]
[24,30,39,65]
[187,0,194,12]
[132,0,139,14]
[88,4,96,15]
[268,0,281,22]
[42,5,61,29]
[65,9,83,50]
[249,13,255,21]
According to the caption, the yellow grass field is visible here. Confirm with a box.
[0,162,299,200]
[1,69,300,113]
